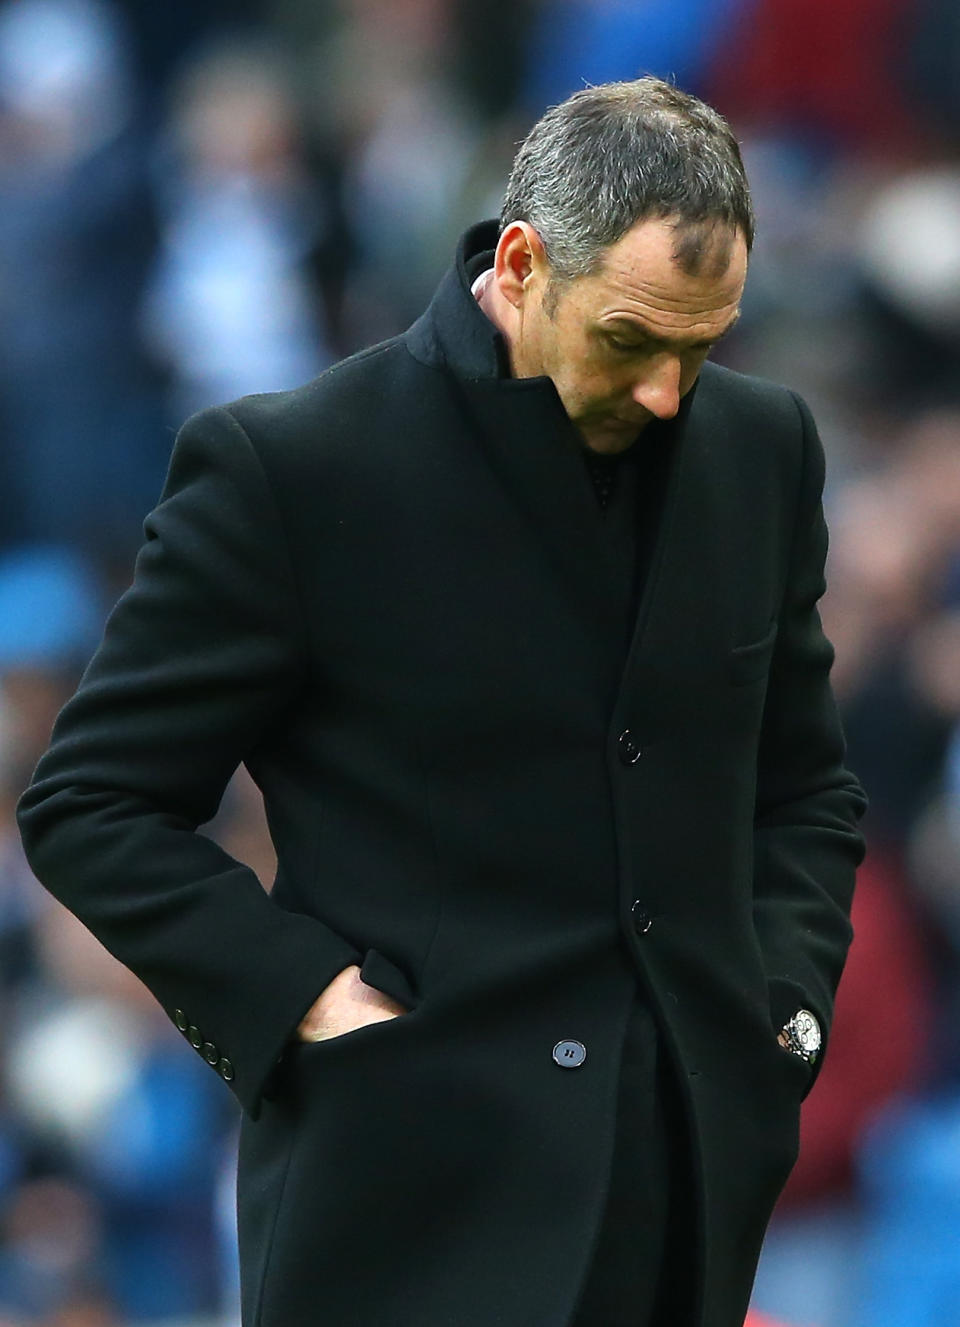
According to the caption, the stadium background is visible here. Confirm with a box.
[0,0,958,1323]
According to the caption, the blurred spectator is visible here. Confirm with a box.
[304,0,487,341]
[0,547,106,994]
[0,543,231,1320]
[856,168,960,411]
[122,0,264,95]
[0,0,167,562]
[448,0,537,123]
[2,882,229,1318]
[825,411,960,842]
[520,0,750,114]
[908,0,960,140]
[707,0,927,152]
[142,36,335,421]
[0,1178,110,1319]
[751,855,935,1327]
[852,1088,960,1326]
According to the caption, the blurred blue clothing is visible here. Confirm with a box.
[89,1040,227,1317]
[522,0,752,114]
[0,1122,24,1204]
[0,545,105,672]
[0,124,168,559]
[751,1201,861,1327]
[853,1092,960,1326]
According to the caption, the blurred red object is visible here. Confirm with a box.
[745,1313,795,1327]
[706,0,926,151]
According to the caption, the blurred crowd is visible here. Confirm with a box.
[0,0,958,1322]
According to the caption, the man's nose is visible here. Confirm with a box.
[631,355,682,420]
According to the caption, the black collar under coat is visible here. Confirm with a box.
[405,220,704,715]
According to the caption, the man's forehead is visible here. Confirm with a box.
[598,214,747,278]
[590,216,748,307]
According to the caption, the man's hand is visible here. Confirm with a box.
[296,964,409,1044]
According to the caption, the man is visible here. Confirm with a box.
[18,78,865,1327]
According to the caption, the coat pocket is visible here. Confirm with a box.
[359,946,420,1010]
[727,618,778,687]
[291,948,420,1060]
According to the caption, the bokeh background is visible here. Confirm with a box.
[0,0,959,1323]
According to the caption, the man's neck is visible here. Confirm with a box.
[472,268,517,369]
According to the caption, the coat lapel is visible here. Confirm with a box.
[613,375,728,736]
[457,375,628,653]
[405,219,707,706]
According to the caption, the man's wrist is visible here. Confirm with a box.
[778,1008,821,1064]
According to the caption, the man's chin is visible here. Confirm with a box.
[579,418,649,454]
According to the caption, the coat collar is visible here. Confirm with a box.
[405,220,509,379]
[405,221,705,700]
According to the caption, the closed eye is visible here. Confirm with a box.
[602,311,740,355]
[606,333,652,354]
[605,332,712,357]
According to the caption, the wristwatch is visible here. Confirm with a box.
[779,1008,821,1065]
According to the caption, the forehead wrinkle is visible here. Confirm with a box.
[602,308,740,347]
[593,258,744,319]
[596,287,742,340]
[590,218,747,317]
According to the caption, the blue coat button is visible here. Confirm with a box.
[552,1039,587,1068]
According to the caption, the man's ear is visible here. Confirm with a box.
[494,222,549,309]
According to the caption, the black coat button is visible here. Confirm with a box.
[618,730,642,765]
[218,1058,235,1082]
[552,1039,587,1069]
[631,900,653,934]
[188,1025,203,1049]
[173,1009,189,1032]
[202,1042,219,1066]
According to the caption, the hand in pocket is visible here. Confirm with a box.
[296,963,409,1044]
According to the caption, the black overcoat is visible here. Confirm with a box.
[17,221,866,1327]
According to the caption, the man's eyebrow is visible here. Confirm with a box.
[604,310,741,349]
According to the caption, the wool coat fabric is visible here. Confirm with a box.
[17,220,867,1327]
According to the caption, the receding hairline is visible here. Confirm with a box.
[500,75,756,284]
[538,214,748,317]
[669,216,743,277]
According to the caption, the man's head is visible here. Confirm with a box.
[483,78,752,452]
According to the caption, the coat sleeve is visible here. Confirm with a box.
[16,405,363,1119]
[752,391,867,1089]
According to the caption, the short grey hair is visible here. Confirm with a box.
[500,77,754,282]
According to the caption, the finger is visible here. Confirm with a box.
[299,1006,403,1043]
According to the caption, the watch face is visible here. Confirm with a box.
[794,1009,821,1052]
